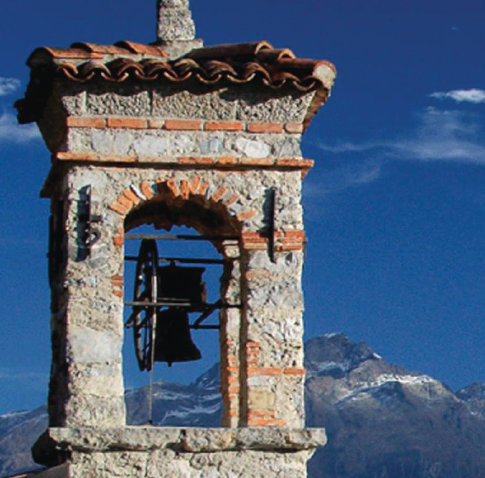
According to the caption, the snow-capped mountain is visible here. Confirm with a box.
[305,334,485,478]
[125,363,222,427]
[1,335,485,478]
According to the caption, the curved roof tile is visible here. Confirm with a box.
[16,40,336,125]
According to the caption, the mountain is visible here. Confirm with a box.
[305,334,485,478]
[126,362,222,427]
[456,383,485,420]
[1,335,485,478]
[0,408,48,477]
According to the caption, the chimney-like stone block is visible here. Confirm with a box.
[157,0,195,41]
[156,0,202,58]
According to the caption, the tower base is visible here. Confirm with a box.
[33,427,326,478]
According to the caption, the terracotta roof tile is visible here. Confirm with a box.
[186,41,274,60]
[34,47,103,60]
[17,40,336,126]
[70,42,129,55]
[114,40,167,57]
[256,48,296,62]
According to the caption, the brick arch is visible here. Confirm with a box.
[109,174,256,238]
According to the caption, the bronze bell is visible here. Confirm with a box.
[158,263,206,305]
[154,307,202,366]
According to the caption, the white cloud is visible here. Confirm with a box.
[0,77,21,97]
[304,161,383,197]
[0,110,41,143]
[315,107,485,165]
[430,89,485,104]
[0,367,46,383]
[389,108,485,163]
[316,141,383,154]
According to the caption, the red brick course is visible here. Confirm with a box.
[240,158,274,166]
[284,122,304,134]
[55,153,314,175]
[107,117,147,129]
[247,122,284,134]
[67,117,106,128]
[218,156,237,165]
[57,152,98,161]
[247,418,286,427]
[148,119,165,129]
[275,244,304,251]
[204,121,244,131]
[164,119,202,131]
[65,116,304,134]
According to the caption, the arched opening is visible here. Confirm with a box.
[121,195,242,427]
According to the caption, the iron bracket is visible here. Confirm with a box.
[78,186,102,259]
[268,187,276,263]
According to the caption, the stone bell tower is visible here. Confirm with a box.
[16,1,336,476]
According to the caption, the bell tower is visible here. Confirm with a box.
[16,1,336,476]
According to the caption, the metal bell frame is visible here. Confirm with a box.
[125,234,237,372]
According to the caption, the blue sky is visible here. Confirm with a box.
[0,0,484,414]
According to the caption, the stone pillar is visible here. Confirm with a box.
[47,177,126,428]
[241,246,306,428]
[219,239,242,428]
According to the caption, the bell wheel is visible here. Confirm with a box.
[132,239,159,372]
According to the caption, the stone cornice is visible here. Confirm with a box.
[34,427,327,464]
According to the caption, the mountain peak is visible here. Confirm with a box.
[304,333,381,377]
[456,382,485,419]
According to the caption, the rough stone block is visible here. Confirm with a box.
[67,327,122,364]
[152,87,237,120]
[234,137,271,158]
[68,363,124,397]
[133,135,170,156]
[248,390,275,411]
[86,87,150,117]
[64,395,126,428]
[231,88,316,123]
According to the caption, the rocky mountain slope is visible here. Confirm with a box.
[305,334,485,478]
[1,334,485,478]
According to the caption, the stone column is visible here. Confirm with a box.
[219,240,242,427]
[49,172,126,427]
[237,173,307,429]
[243,248,306,428]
